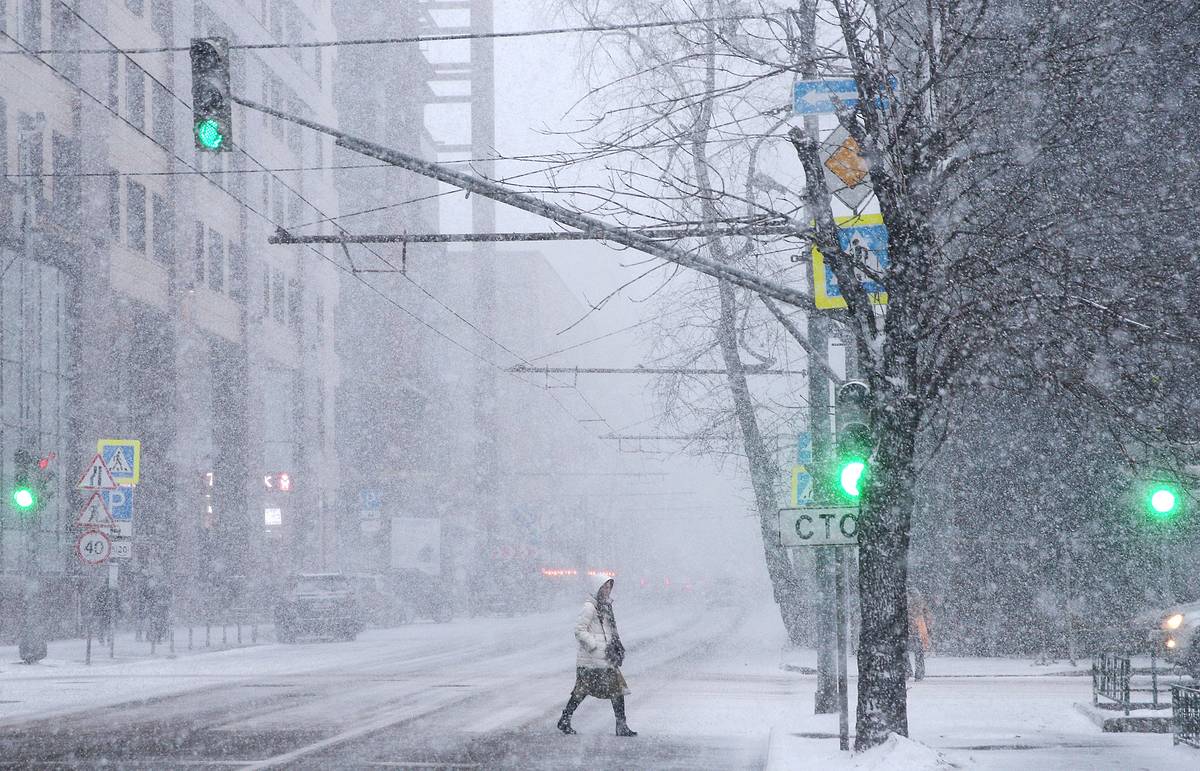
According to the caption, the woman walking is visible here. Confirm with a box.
[556,574,637,736]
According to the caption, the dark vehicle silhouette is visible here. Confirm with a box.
[274,573,365,643]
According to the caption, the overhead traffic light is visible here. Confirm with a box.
[190,37,232,151]
[835,380,872,500]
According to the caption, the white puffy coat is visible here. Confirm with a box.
[575,575,618,668]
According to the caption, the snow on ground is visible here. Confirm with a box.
[1,598,1197,769]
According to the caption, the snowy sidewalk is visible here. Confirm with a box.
[1,621,271,669]
[769,644,1193,769]
[780,645,1089,679]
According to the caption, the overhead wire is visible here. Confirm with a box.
[0,13,778,56]
[37,0,619,434]
[0,13,605,438]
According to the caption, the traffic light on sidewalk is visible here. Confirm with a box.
[190,37,233,151]
[10,449,37,514]
[835,381,871,500]
[1146,481,1182,520]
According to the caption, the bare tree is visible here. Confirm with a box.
[534,0,1200,750]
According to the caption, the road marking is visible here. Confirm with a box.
[237,691,466,770]
[362,758,480,763]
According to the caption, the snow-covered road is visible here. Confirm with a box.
[0,598,1196,769]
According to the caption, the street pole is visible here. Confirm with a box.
[835,544,851,751]
[810,312,837,714]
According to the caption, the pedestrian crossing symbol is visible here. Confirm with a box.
[76,491,115,528]
[97,439,140,485]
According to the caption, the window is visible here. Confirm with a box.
[51,132,80,222]
[106,54,119,110]
[314,293,324,343]
[107,173,120,234]
[207,228,224,291]
[193,221,205,285]
[49,2,78,78]
[22,0,42,50]
[262,265,271,318]
[228,243,246,303]
[18,115,45,222]
[126,179,146,252]
[0,96,8,178]
[150,0,171,37]
[272,270,285,323]
[152,193,173,266]
[151,82,172,147]
[287,277,302,331]
[125,60,145,130]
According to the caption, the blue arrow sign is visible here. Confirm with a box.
[793,76,898,115]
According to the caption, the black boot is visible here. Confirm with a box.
[558,692,583,735]
[613,696,637,736]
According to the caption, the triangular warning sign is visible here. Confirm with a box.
[106,448,132,475]
[78,454,118,490]
[76,491,115,528]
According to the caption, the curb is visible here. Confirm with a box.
[1073,702,1172,733]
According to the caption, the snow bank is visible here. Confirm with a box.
[769,732,954,771]
[851,734,954,770]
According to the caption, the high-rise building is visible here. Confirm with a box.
[0,0,341,630]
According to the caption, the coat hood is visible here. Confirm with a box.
[589,572,615,599]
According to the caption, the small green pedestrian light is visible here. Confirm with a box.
[195,119,225,150]
[839,459,866,499]
[12,486,35,511]
[1149,486,1179,518]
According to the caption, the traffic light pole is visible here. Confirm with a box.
[809,312,838,714]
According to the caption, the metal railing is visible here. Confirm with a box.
[1174,684,1200,748]
[1093,653,1132,714]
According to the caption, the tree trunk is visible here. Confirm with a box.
[853,386,920,748]
[715,279,808,644]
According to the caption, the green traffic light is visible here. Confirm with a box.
[1148,486,1179,518]
[12,487,35,511]
[839,459,866,498]
[195,119,225,149]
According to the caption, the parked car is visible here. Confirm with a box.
[274,573,365,643]
[392,569,453,623]
[1140,599,1200,677]
[347,573,412,627]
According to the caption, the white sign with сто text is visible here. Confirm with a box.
[779,506,859,547]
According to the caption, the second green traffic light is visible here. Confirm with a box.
[1148,484,1180,519]
[834,381,872,502]
[839,459,867,498]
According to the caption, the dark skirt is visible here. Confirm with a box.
[572,666,626,699]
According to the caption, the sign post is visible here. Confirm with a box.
[780,505,859,751]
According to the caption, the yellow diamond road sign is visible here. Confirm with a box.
[824,135,869,187]
[819,125,873,209]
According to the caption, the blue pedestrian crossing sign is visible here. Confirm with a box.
[812,214,890,310]
[98,439,140,485]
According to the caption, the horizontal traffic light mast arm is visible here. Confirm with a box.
[232,95,813,309]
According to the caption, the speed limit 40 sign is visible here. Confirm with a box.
[75,530,112,566]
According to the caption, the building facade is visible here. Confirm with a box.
[0,0,341,632]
